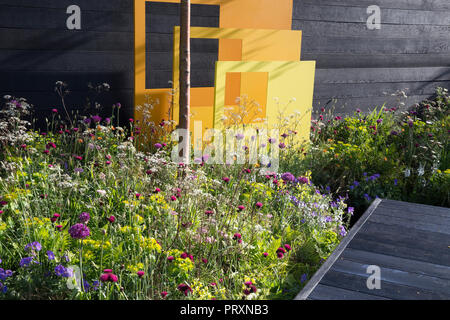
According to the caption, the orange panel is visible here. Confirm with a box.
[220,0,293,30]
[225,73,241,106]
[191,87,215,107]
[218,38,243,61]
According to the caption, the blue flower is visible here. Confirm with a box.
[20,257,37,268]
[0,282,7,294]
[348,207,354,215]
[300,274,308,283]
[55,265,73,277]
[364,194,372,201]
[353,181,360,187]
[47,251,55,260]
[25,241,42,252]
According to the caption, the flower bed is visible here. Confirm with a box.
[0,96,351,300]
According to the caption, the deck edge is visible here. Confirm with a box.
[294,198,383,300]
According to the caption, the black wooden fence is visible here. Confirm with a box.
[0,0,448,122]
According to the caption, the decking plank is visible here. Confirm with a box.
[331,258,450,294]
[308,284,390,300]
[296,199,450,300]
[341,248,450,281]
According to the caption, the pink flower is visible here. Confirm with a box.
[56,225,63,230]
[107,216,116,223]
[135,193,141,199]
[222,177,230,183]
[177,283,192,296]
[52,109,58,113]
[263,252,268,257]
[255,202,263,209]
[170,195,177,201]
[154,188,161,193]
[137,271,145,278]
[161,291,168,298]
[237,205,245,212]
[167,256,174,262]
[202,258,208,264]
[284,244,292,251]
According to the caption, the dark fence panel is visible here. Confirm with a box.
[292,0,450,114]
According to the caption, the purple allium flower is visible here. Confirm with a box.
[281,172,295,182]
[297,176,309,184]
[74,168,84,173]
[84,118,92,124]
[68,223,91,239]
[91,115,102,123]
[278,142,286,149]
[325,216,333,223]
[377,119,383,124]
[55,265,73,277]
[104,118,111,125]
[78,212,90,224]
[154,143,163,149]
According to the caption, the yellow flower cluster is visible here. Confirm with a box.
[82,239,112,250]
[24,217,51,227]
[138,236,162,253]
[126,262,144,274]
[0,222,7,232]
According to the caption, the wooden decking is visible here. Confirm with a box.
[295,199,450,300]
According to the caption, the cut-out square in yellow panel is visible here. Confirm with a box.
[214,61,316,144]
[172,26,302,124]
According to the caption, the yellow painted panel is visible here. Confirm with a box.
[214,61,316,144]
[240,72,268,123]
[172,26,302,124]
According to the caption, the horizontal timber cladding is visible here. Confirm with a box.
[145,2,220,89]
[0,0,135,124]
[292,0,450,114]
[1,0,449,124]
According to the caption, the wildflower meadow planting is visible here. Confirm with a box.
[0,85,448,300]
